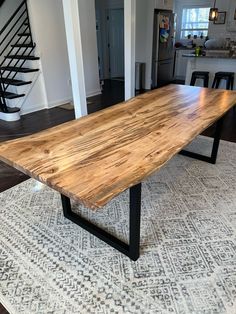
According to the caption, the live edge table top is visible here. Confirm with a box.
[0,85,236,209]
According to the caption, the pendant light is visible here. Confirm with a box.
[209,0,219,21]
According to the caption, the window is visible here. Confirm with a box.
[181,7,210,38]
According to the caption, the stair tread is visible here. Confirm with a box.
[0,91,25,99]
[0,78,32,86]
[0,107,20,113]
[18,33,30,36]
[0,67,39,73]
[11,44,34,48]
[5,55,40,60]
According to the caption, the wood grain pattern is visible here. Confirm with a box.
[0,85,236,209]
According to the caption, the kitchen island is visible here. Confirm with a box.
[184,54,236,89]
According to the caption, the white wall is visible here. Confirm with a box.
[156,0,173,10]
[136,0,155,89]
[27,0,72,111]
[78,0,101,97]
[0,0,23,64]
[136,0,174,90]
[16,0,73,114]
[174,0,212,41]
[0,0,22,29]
[208,0,236,41]
[174,0,236,42]
[9,0,100,114]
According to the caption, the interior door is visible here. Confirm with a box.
[108,9,124,78]
[95,9,104,80]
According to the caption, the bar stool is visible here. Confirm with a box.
[212,72,234,90]
[190,71,209,88]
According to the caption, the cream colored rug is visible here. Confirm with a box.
[0,136,236,314]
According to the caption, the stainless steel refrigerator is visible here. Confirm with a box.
[152,9,175,88]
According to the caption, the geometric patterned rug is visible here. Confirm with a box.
[0,136,236,314]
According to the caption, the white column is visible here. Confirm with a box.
[62,0,87,118]
[124,0,136,100]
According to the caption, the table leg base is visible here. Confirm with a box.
[61,183,142,261]
[179,116,224,164]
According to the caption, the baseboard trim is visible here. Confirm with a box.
[20,98,73,115]
[47,98,73,109]
[20,104,46,115]
[86,89,102,97]
[18,91,101,116]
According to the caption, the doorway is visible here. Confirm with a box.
[108,8,124,79]
[95,0,124,82]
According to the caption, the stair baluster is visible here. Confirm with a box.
[0,0,39,117]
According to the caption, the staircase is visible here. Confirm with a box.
[0,0,5,8]
[0,0,39,121]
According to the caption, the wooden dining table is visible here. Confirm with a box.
[0,84,236,260]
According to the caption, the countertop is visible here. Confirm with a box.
[183,53,236,59]
[175,47,195,50]
[175,47,231,51]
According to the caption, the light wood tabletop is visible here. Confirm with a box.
[0,85,236,209]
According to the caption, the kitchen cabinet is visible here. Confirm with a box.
[227,1,236,32]
[155,0,173,11]
[174,49,190,80]
[185,57,236,89]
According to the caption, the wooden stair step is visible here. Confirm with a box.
[0,78,32,86]
[5,55,40,61]
[0,67,39,73]
[18,33,30,37]
[0,107,20,113]
[11,44,34,48]
[0,91,25,99]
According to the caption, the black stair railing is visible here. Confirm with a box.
[0,75,7,112]
[0,0,35,113]
[0,0,6,8]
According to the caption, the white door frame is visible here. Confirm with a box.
[124,0,136,100]
[62,0,87,118]
[63,0,136,115]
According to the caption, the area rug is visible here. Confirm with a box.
[0,136,236,314]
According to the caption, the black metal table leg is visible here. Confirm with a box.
[61,183,142,261]
[179,116,224,164]
[128,183,141,261]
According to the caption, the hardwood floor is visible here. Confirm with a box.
[0,305,8,314]
[0,80,235,313]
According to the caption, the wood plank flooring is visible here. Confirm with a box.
[0,305,8,314]
[0,80,235,313]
